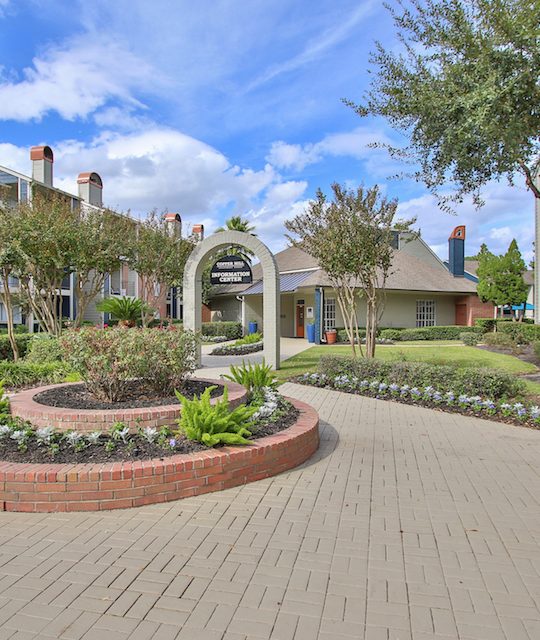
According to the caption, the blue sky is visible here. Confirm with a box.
[0,0,534,263]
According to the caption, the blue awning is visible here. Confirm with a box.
[242,270,313,295]
[511,303,534,310]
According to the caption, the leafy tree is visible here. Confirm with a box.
[131,211,194,326]
[285,183,414,358]
[72,207,136,327]
[0,196,26,359]
[349,0,540,208]
[477,240,528,316]
[10,192,79,337]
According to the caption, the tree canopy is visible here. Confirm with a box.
[477,239,528,310]
[349,0,540,207]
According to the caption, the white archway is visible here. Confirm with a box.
[183,230,281,369]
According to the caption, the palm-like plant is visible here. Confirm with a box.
[96,296,152,327]
[214,216,256,263]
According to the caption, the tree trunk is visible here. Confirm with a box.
[1,269,19,361]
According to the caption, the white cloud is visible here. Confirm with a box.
[246,1,376,91]
[0,34,159,121]
[398,182,536,264]
[0,128,308,252]
[266,126,394,172]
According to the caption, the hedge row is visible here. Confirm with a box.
[318,355,525,400]
[496,321,540,343]
[379,325,481,342]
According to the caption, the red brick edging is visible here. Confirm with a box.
[0,397,319,512]
[9,379,247,433]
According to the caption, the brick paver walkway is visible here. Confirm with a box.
[1,383,539,640]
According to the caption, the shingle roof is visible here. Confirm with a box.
[465,260,534,286]
[213,245,478,296]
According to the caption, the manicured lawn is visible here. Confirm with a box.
[277,344,540,392]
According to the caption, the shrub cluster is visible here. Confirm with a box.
[496,321,540,344]
[60,327,198,402]
[202,322,242,340]
[317,355,525,400]
[0,361,69,388]
[482,332,516,349]
[25,335,63,364]
[460,332,478,346]
[379,325,480,341]
[211,340,263,356]
[474,318,497,333]
[0,335,33,360]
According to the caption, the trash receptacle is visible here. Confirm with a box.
[306,323,315,343]
[248,321,258,335]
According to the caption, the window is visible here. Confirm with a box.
[324,297,336,331]
[416,300,436,327]
[0,302,22,324]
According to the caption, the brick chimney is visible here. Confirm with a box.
[448,225,466,277]
[164,212,182,239]
[192,224,204,242]
[77,172,103,207]
[30,145,53,187]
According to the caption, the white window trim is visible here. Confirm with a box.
[416,299,436,327]
[324,297,336,331]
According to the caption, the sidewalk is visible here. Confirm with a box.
[0,384,539,639]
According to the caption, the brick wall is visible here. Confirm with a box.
[455,295,495,326]
[0,397,319,513]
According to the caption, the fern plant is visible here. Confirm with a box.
[223,360,277,400]
[175,385,257,447]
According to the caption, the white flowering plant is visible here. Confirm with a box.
[298,372,539,428]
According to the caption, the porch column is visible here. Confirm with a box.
[315,287,322,345]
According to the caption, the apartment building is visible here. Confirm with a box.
[0,146,183,329]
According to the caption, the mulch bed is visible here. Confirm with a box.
[0,400,299,464]
[33,379,222,410]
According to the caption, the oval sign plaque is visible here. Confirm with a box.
[210,254,253,285]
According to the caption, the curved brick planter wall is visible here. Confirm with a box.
[9,379,247,433]
[0,397,319,513]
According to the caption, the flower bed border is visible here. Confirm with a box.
[8,379,248,433]
[0,397,319,513]
[210,341,263,356]
[296,373,540,431]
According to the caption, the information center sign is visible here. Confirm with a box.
[210,255,253,285]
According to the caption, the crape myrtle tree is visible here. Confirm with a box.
[0,194,26,359]
[11,192,79,337]
[72,207,137,328]
[285,183,414,358]
[131,211,195,326]
[477,240,528,318]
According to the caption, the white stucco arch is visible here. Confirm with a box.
[183,230,281,369]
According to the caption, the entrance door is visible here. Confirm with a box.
[455,303,467,326]
[296,301,305,338]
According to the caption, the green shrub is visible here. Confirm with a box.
[336,328,366,343]
[396,325,480,341]
[202,321,242,340]
[317,355,525,399]
[223,360,277,401]
[474,318,497,333]
[0,361,70,388]
[461,332,478,346]
[379,329,403,341]
[496,321,540,344]
[234,332,262,346]
[0,380,9,412]
[0,334,33,360]
[25,335,62,364]
[483,332,516,348]
[175,385,256,447]
[60,327,198,402]
[534,341,540,359]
